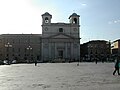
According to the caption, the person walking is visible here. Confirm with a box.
[95,58,98,64]
[35,60,37,66]
[113,58,120,75]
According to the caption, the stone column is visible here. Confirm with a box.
[55,43,57,59]
[65,42,67,59]
[78,44,80,60]
[49,42,53,62]
[41,42,44,62]
[71,43,73,60]
[48,42,51,61]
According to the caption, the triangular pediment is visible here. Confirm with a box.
[47,33,74,39]
[52,34,70,39]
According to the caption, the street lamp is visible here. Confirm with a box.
[5,42,12,65]
[27,46,32,63]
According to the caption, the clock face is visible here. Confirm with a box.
[73,28,77,31]
[44,27,48,31]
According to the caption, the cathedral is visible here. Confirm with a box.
[41,12,80,62]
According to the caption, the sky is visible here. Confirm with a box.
[0,0,120,44]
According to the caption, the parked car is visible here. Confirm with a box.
[11,60,17,64]
[3,60,9,65]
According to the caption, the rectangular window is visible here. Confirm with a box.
[25,48,27,52]
[6,48,8,52]
[18,48,20,52]
[13,39,14,43]
[19,39,20,44]
[59,28,63,32]
[12,48,14,52]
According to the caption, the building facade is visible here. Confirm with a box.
[81,40,111,62]
[41,12,80,62]
[0,34,41,63]
[111,39,120,57]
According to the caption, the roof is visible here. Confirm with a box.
[113,39,120,43]
[42,12,52,16]
[82,40,108,45]
[1,34,42,37]
[69,13,80,19]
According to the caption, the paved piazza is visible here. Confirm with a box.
[0,62,120,90]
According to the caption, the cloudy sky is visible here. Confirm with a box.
[0,0,120,43]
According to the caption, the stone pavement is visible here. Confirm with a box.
[0,62,120,90]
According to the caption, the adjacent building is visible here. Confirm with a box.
[111,39,120,57]
[80,40,111,62]
[0,34,41,63]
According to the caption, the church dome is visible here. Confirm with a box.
[69,13,80,19]
[42,12,52,16]
[71,13,78,16]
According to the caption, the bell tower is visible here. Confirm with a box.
[69,13,80,25]
[41,12,52,25]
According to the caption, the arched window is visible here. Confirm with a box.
[73,18,77,24]
[45,17,49,23]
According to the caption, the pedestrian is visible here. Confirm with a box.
[35,60,37,66]
[113,58,120,75]
[95,58,97,64]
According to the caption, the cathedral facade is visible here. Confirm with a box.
[41,12,80,62]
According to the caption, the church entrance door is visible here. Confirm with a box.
[58,50,63,59]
